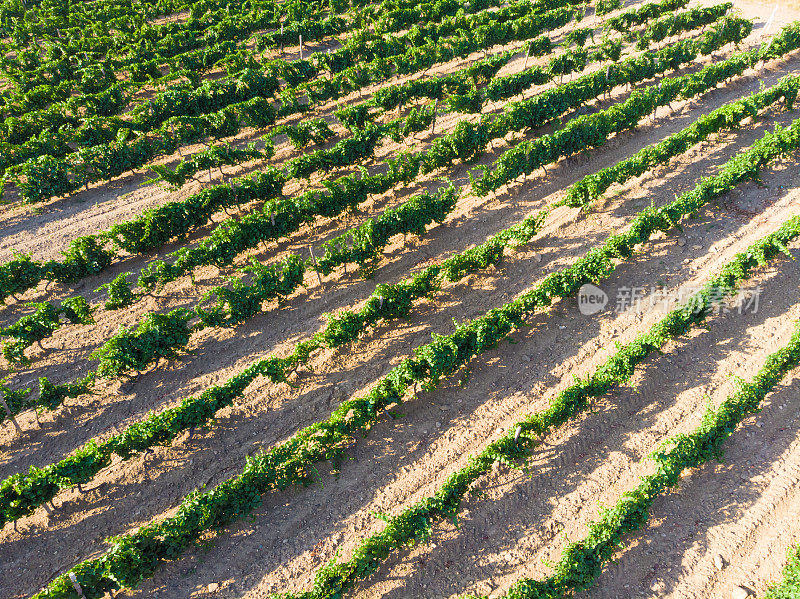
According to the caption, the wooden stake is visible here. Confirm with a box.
[431,99,438,135]
[270,210,275,226]
[172,123,181,157]
[68,572,88,599]
[0,397,22,434]
[309,246,323,286]
[299,34,303,60]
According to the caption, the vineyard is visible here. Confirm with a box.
[1,0,800,597]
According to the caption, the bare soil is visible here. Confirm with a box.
[1,1,800,599]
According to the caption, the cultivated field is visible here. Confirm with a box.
[0,0,799,598]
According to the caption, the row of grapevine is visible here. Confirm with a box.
[0,0,508,165]
[489,316,800,599]
[1,67,283,175]
[0,5,583,302]
[2,1,580,203]
[131,13,746,293]
[1,0,337,99]
[349,0,709,122]
[605,0,691,33]
[0,171,463,404]
[8,0,597,200]
[0,0,745,494]
[5,3,799,598]
[0,0,349,135]
[0,113,454,369]
[0,12,764,377]
[0,0,526,162]
[0,191,544,526]
[487,3,731,95]
[25,104,800,599]
[144,141,270,190]
[0,297,93,364]
[471,17,764,194]
[596,0,622,16]
[277,214,800,599]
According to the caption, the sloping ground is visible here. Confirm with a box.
[1,1,799,598]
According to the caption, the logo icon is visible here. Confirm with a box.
[578,283,608,315]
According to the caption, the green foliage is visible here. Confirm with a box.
[315,184,458,274]
[0,251,41,303]
[25,101,800,599]
[0,382,32,416]
[386,102,437,142]
[196,255,306,327]
[548,47,588,77]
[38,375,93,411]
[472,17,756,194]
[606,0,689,32]
[5,154,74,203]
[766,543,800,599]
[60,296,94,325]
[9,9,800,596]
[96,273,138,311]
[1,302,60,364]
[335,103,374,130]
[497,319,800,599]
[53,235,115,283]
[146,142,265,189]
[90,309,194,378]
[596,0,622,16]
[1,297,93,364]
[565,26,594,47]
[560,73,800,209]
[273,118,335,149]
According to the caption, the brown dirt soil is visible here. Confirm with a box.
[2,1,800,598]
